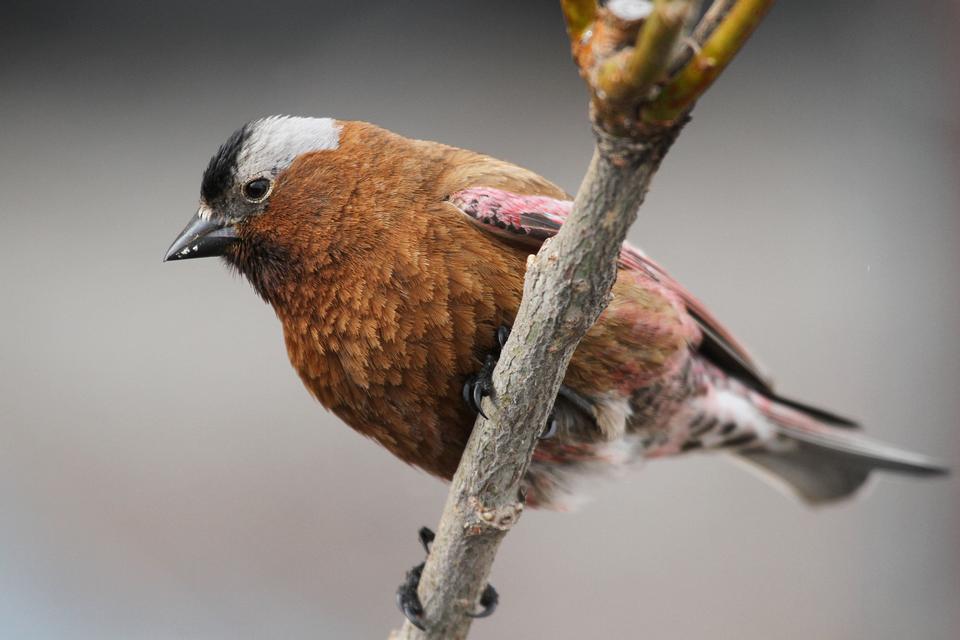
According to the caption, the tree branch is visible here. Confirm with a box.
[390,2,773,638]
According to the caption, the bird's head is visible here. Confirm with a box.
[164,115,343,264]
[164,115,352,303]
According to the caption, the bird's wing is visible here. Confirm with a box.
[438,151,570,203]
[448,186,774,393]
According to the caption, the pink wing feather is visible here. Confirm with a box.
[449,186,772,391]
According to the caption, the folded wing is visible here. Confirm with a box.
[448,186,772,393]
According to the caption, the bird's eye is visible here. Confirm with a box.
[242,177,272,202]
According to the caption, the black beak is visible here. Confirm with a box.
[164,212,238,262]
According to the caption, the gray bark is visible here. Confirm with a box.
[390,121,685,640]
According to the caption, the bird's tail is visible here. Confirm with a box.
[734,397,949,504]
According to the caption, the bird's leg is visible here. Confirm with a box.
[462,325,556,439]
[462,325,511,418]
[396,526,499,629]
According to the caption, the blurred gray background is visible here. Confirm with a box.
[1,1,958,638]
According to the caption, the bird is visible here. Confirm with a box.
[165,115,947,623]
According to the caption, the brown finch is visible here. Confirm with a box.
[166,116,947,510]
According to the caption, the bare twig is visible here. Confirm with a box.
[669,0,737,74]
[645,0,775,124]
[390,1,773,637]
[694,0,738,41]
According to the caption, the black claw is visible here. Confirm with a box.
[397,527,434,630]
[496,325,511,350]
[473,383,488,419]
[462,375,476,408]
[467,583,499,619]
[396,561,427,630]
[462,354,497,418]
[540,412,558,440]
[418,527,435,554]
[462,325,511,418]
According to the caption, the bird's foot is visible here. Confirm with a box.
[461,325,557,439]
[396,527,433,630]
[462,354,497,419]
[395,526,499,630]
[462,325,511,418]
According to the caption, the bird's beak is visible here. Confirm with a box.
[164,210,238,262]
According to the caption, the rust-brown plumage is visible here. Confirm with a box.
[228,122,688,479]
